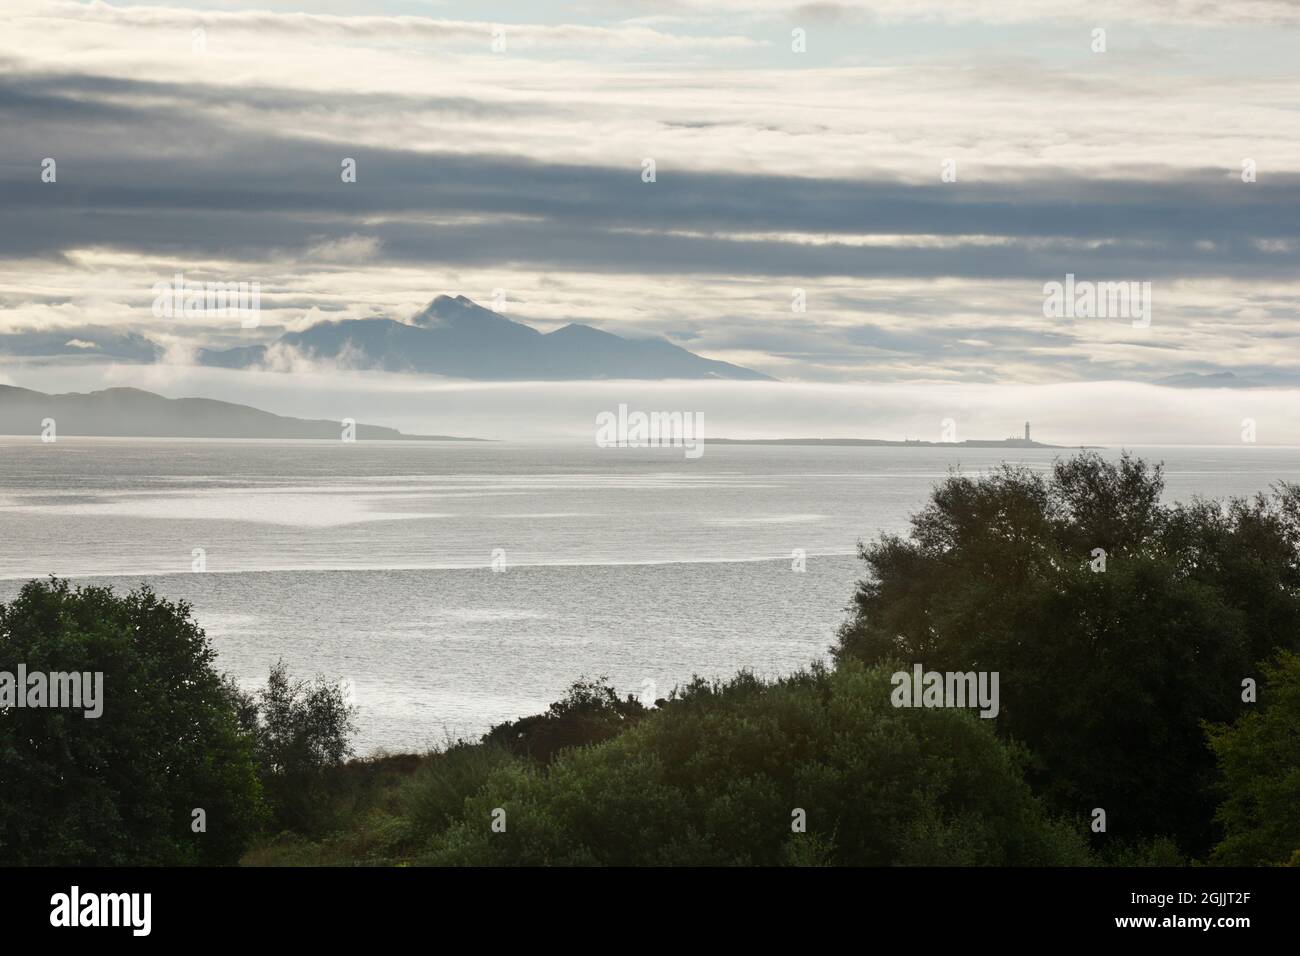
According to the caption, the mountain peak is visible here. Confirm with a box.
[198,294,775,381]
[546,322,613,338]
[412,294,524,332]
[431,293,474,309]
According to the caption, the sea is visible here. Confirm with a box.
[2,438,1296,754]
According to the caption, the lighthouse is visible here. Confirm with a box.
[1024,422,1031,442]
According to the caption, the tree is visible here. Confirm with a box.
[834,452,1300,854]
[0,579,263,864]
[235,659,357,835]
[1206,651,1300,865]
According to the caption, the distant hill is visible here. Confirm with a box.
[0,386,478,440]
[1153,372,1263,389]
[710,437,1081,448]
[199,295,775,381]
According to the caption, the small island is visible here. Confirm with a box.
[711,422,1094,449]
[711,437,1074,448]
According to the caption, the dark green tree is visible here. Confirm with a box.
[232,659,357,836]
[0,579,264,864]
[1206,651,1300,866]
[834,452,1300,854]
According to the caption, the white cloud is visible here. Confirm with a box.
[17,1,765,51]
[2,0,1297,390]
[304,234,383,263]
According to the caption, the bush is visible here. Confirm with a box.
[482,676,648,765]
[418,663,1092,866]
[0,579,263,864]
[1206,651,1300,865]
[1099,837,1187,867]
[231,660,357,836]
[400,742,519,842]
[835,452,1300,854]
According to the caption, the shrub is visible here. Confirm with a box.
[482,676,648,765]
[419,664,1091,866]
[401,742,519,842]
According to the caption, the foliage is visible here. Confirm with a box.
[1206,651,1300,866]
[231,659,358,836]
[0,579,263,864]
[482,676,648,765]
[417,664,1091,866]
[401,742,519,842]
[834,452,1300,853]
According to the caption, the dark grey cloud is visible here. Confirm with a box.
[0,327,160,362]
[0,68,1296,282]
[3,69,568,122]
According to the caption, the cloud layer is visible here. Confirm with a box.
[1,0,1298,401]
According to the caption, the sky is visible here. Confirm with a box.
[2,1,1299,442]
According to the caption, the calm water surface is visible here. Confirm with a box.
[2,439,1295,752]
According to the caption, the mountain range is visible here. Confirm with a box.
[0,386,475,440]
[198,295,773,381]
